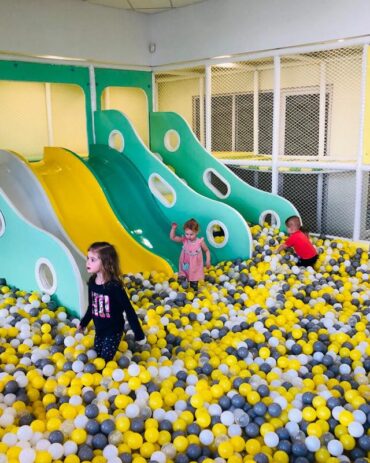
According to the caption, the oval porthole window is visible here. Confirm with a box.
[0,210,5,238]
[206,220,229,248]
[164,130,180,152]
[259,210,281,228]
[148,174,176,208]
[35,258,57,295]
[108,130,125,152]
[203,169,230,199]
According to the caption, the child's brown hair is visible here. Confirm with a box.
[183,218,199,232]
[88,242,122,284]
[285,215,308,235]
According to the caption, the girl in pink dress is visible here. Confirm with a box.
[170,218,211,290]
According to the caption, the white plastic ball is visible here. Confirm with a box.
[112,369,125,382]
[288,408,302,423]
[19,448,36,463]
[64,441,78,455]
[17,425,33,441]
[264,432,279,448]
[49,443,64,460]
[305,436,321,452]
[199,430,214,445]
[327,439,343,457]
[220,411,234,426]
[125,404,140,419]
[127,364,140,377]
[103,445,118,459]
[151,451,166,463]
[348,421,364,438]
[2,432,17,446]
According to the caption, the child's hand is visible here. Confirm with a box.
[171,222,178,229]
[206,260,211,268]
[136,336,147,346]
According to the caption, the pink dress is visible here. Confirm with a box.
[179,237,205,282]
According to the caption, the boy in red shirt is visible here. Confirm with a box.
[276,216,318,267]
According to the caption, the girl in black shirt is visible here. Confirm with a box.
[78,242,145,362]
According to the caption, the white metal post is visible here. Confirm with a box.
[152,72,158,112]
[205,65,212,152]
[317,172,324,232]
[45,83,54,146]
[253,70,259,154]
[271,56,281,194]
[353,44,368,241]
[199,77,205,146]
[232,95,236,151]
[318,62,327,159]
[89,65,97,144]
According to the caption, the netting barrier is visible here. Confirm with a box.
[154,45,369,241]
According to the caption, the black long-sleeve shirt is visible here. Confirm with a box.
[80,279,145,340]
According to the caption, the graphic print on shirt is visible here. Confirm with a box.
[91,291,111,319]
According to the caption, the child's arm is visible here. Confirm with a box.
[118,286,145,341]
[170,223,183,243]
[78,307,92,332]
[78,289,92,331]
[201,240,211,267]
[274,243,287,254]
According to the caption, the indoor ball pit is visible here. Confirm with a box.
[0,224,369,463]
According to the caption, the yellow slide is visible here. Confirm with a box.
[30,147,172,275]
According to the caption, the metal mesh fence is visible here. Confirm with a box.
[228,165,272,193]
[210,58,274,155]
[280,47,363,161]
[154,45,368,241]
[155,66,206,146]
[280,169,356,238]
[227,165,357,238]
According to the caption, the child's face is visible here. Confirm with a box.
[184,228,197,241]
[86,251,102,274]
[287,222,299,234]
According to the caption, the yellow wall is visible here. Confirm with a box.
[101,87,149,146]
[50,84,88,155]
[158,77,201,127]
[0,81,48,159]
[0,81,88,159]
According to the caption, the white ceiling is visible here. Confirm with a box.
[85,0,207,14]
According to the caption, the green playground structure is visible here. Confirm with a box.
[150,112,299,232]
[93,110,253,265]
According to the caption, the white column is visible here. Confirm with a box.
[152,72,158,112]
[317,172,323,232]
[318,62,327,159]
[205,65,212,152]
[353,44,368,241]
[45,83,54,146]
[271,55,281,194]
[231,95,236,151]
[199,77,205,146]
[89,65,97,144]
[253,70,259,154]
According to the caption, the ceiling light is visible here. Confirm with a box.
[213,55,232,59]
[37,55,87,62]
[214,62,237,68]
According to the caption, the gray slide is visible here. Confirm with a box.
[0,149,88,283]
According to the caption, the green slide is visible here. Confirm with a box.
[150,112,299,232]
[86,144,180,270]
[92,110,253,265]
